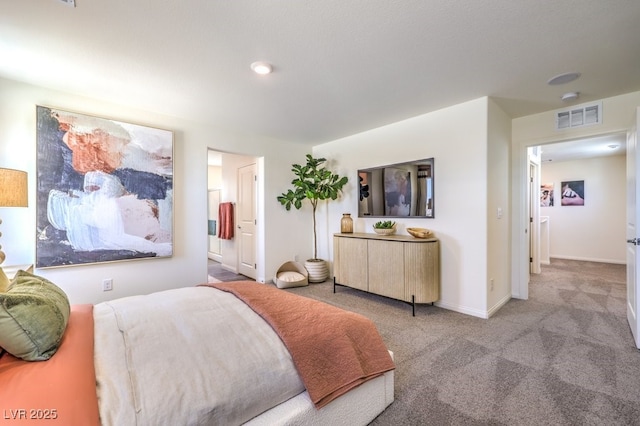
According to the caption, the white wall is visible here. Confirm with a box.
[512,91,640,298]
[208,165,222,189]
[314,97,510,318]
[486,99,512,314]
[540,155,626,264]
[0,77,311,303]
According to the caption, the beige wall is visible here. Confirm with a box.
[314,97,511,318]
[486,98,512,313]
[0,76,310,303]
[540,155,626,264]
[5,70,634,315]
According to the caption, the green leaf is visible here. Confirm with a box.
[276,154,349,258]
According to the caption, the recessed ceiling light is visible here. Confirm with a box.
[547,72,581,85]
[250,61,273,75]
[608,144,620,149]
[561,92,580,102]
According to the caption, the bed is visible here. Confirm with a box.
[0,270,395,425]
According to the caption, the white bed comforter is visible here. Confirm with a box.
[93,286,305,426]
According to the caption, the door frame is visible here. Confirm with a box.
[207,149,265,282]
[513,130,631,300]
[626,108,639,348]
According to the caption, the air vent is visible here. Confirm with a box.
[555,101,602,130]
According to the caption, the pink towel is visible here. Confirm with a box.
[218,202,234,240]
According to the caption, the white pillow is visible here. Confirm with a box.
[277,271,305,282]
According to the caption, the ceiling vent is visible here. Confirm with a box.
[555,101,602,130]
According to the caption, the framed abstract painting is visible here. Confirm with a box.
[35,106,174,268]
[560,180,585,206]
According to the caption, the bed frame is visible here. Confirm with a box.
[247,354,394,425]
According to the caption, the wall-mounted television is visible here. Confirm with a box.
[358,158,434,218]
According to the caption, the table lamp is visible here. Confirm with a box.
[0,168,28,265]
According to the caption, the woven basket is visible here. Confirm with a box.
[406,227,433,239]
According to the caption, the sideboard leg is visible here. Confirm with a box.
[412,295,416,317]
[333,277,336,293]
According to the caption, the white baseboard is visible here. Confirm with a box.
[549,255,626,265]
[487,293,512,318]
[434,300,489,319]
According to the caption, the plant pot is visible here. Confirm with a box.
[373,227,396,235]
[305,259,329,283]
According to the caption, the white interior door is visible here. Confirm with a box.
[237,163,257,279]
[626,108,640,349]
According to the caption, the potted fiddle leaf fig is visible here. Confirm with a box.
[277,154,348,282]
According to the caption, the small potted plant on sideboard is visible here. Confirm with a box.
[373,220,397,235]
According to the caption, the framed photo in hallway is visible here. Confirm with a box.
[560,180,584,206]
[540,183,554,207]
[35,106,174,268]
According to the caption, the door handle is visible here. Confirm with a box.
[627,238,638,245]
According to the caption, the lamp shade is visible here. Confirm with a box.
[0,168,28,207]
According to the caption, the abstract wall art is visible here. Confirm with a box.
[36,106,174,268]
[560,180,585,206]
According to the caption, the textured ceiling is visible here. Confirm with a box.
[2,1,640,145]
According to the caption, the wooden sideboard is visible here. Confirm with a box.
[333,233,440,315]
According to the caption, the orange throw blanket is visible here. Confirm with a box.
[206,281,395,408]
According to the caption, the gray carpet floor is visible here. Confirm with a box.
[284,258,640,425]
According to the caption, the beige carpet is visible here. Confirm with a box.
[284,259,640,425]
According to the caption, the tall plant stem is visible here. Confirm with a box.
[311,199,318,260]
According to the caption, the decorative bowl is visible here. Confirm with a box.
[373,227,396,235]
[406,227,433,239]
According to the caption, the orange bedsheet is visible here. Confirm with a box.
[0,305,99,425]
[207,281,395,409]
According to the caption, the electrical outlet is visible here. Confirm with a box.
[102,278,113,291]
[490,278,494,291]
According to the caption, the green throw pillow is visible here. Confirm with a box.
[0,270,70,361]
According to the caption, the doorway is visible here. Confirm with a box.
[207,149,259,281]
[521,132,628,297]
